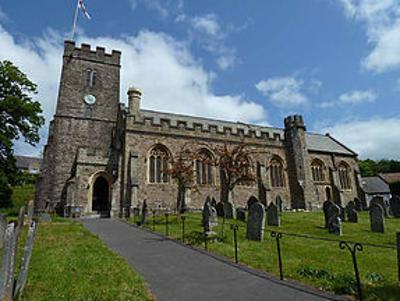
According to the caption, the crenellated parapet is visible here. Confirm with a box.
[284,114,306,130]
[127,109,285,144]
[63,40,121,66]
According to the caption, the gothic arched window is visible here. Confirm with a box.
[86,69,96,87]
[338,162,352,190]
[270,157,285,188]
[311,159,325,182]
[196,149,214,185]
[148,145,170,183]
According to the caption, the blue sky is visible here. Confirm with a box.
[0,0,400,159]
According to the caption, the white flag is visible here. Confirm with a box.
[78,0,91,19]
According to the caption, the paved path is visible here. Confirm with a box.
[82,219,343,301]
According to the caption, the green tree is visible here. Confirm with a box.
[0,60,44,207]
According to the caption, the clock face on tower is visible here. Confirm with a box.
[84,94,96,105]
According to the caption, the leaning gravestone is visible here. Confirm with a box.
[276,196,283,212]
[0,214,6,249]
[0,223,16,301]
[224,202,234,219]
[389,195,400,218]
[246,202,265,241]
[370,196,389,217]
[236,207,246,222]
[14,221,37,299]
[247,196,258,209]
[267,202,280,226]
[202,199,218,233]
[370,203,385,233]
[216,202,224,217]
[323,200,334,228]
[346,204,358,223]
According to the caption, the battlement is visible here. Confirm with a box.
[63,40,121,66]
[284,114,306,130]
[128,109,286,143]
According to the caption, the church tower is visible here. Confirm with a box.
[35,41,121,211]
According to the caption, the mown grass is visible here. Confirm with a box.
[19,220,153,301]
[129,211,400,301]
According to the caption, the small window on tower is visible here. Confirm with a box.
[86,69,96,87]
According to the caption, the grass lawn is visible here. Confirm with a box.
[19,219,153,301]
[130,211,400,301]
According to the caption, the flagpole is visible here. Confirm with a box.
[71,0,80,40]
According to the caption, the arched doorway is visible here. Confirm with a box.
[92,176,110,217]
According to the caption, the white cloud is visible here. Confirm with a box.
[191,14,221,37]
[339,0,400,72]
[255,76,308,106]
[339,89,376,104]
[322,117,400,159]
[177,13,237,70]
[0,26,266,156]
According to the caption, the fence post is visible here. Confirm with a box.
[165,212,169,236]
[397,232,400,282]
[204,230,208,251]
[339,241,363,301]
[181,216,186,243]
[152,210,156,231]
[230,224,239,264]
[271,231,283,280]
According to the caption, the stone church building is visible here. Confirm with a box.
[35,41,363,217]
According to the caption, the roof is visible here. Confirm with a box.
[140,109,357,156]
[15,155,42,169]
[379,172,400,184]
[361,177,391,194]
[306,133,356,156]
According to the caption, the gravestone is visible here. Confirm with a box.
[140,200,148,225]
[370,196,389,217]
[346,204,358,223]
[216,202,224,217]
[27,200,34,222]
[323,200,334,228]
[247,196,258,209]
[236,207,246,222]
[267,202,280,226]
[276,196,283,212]
[39,213,51,223]
[224,202,234,219]
[14,221,37,299]
[202,199,218,233]
[354,198,363,211]
[16,206,25,235]
[328,216,342,235]
[327,203,342,235]
[370,203,385,233]
[0,214,6,249]
[246,202,265,241]
[0,223,16,300]
[389,195,400,218]
[211,197,217,208]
